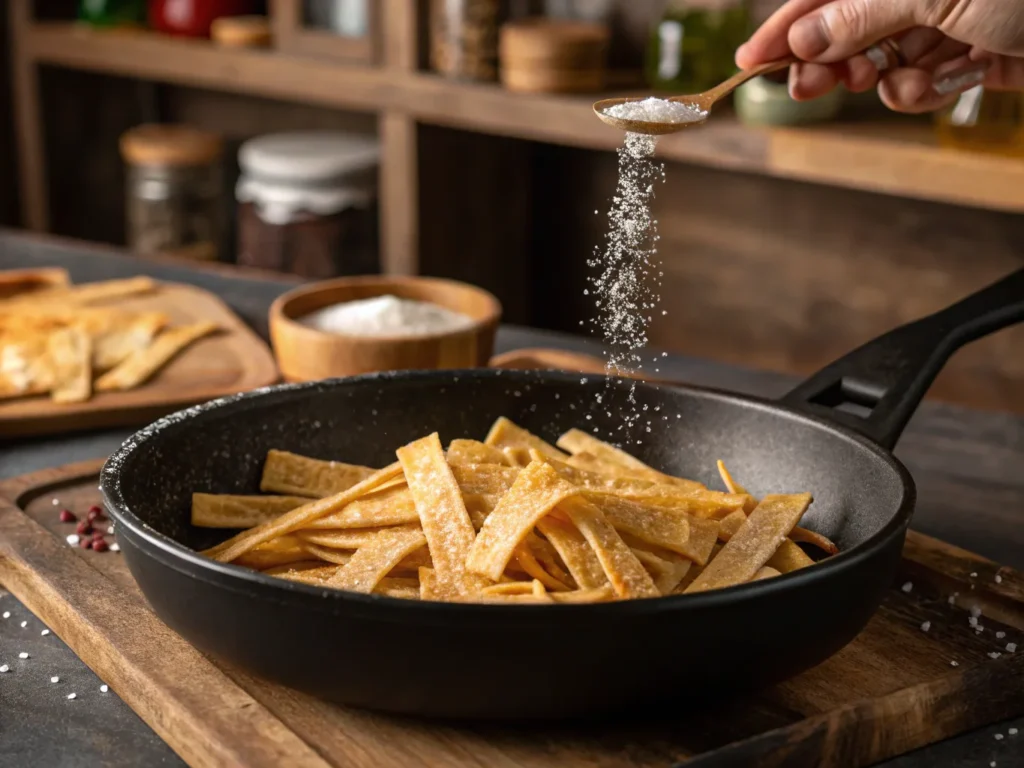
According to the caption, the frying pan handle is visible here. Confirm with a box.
[780,268,1024,450]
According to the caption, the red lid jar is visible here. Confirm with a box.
[148,0,257,38]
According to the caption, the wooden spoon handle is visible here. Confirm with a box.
[489,347,677,386]
[699,55,800,105]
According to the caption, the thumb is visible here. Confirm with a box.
[789,0,926,61]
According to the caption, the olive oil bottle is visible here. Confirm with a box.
[934,87,1024,157]
[646,0,750,94]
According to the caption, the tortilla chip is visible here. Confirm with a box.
[305,486,419,529]
[47,326,92,404]
[767,539,816,573]
[684,494,812,594]
[93,312,168,371]
[260,450,376,498]
[191,494,311,528]
[95,321,217,391]
[325,528,428,593]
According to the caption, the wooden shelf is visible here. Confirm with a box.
[22,21,1024,215]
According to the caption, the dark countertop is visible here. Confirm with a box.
[1,231,1021,768]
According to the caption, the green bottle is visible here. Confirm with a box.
[78,0,147,28]
[646,0,750,95]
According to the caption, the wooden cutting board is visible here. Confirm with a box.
[1,462,1023,768]
[0,282,278,438]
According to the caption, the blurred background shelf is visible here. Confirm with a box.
[21,22,1024,215]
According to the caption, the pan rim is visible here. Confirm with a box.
[100,368,916,620]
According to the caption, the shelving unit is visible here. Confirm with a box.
[10,1,1024,277]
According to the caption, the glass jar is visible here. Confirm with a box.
[148,0,257,38]
[305,0,369,37]
[646,0,749,94]
[235,132,380,278]
[120,124,225,261]
[935,87,1024,157]
[78,0,147,27]
[430,0,504,81]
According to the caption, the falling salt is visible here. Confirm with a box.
[603,98,707,125]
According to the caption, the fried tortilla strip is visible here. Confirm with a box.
[93,312,169,371]
[263,560,330,575]
[715,461,758,512]
[559,497,658,599]
[447,439,511,466]
[260,450,376,498]
[717,509,748,542]
[204,462,403,562]
[589,493,719,566]
[398,433,483,598]
[305,485,418,529]
[632,548,692,595]
[684,494,812,594]
[557,429,705,490]
[535,517,607,590]
[450,463,519,496]
[484,417,567,462]
[524,531,573,586]
[297,524,422,550]
[465,460,579,581]
[478,593,554,604]
[0,334,54,399]
[95,321,217,392]
[191,493,311,528]
[46,326,92,404]
[298,542,355,566]
[790,526,839,555]
[234,536,310,569]
[550,584,616,603]
[514,542,572,592]
[464,492,501,530]
[418,567,441,600]
[0,267,69,300]
[481,581,538,596]
[753,566,781,581]
[325,528,428,593]
[767,539,816,573]
[2,276,156,307]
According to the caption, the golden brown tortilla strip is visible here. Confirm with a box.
[234,535,309,569]
[0,334,54,399]
[46,326,92,404]
[450,463,519,496]
[2,276,156,307]
[204,462,403,563]
[260,450,376,498]
[305,485,417,529]
[589,493,719,566]
[398,433,484,599]
[524,531,573,586]
[549,584,616,603]
[297,524,422,550]
[484,417,567,461]
[514,542,572,592]
[466,460,580,581]
[481,581,539,597]
[684,493,812,594]
[715,460,758,512]
[0,267,69,300]
[767,539,816,573]
[93,312,169,371]
[191,494,311,528]
[95,321,217,392]
[447,439,511,466]
[790,526,839,555]
[536,516,608,590]
[632,547,692,595]
[557,429,705,491]
[559,497,658,599]
[717,509,748,542]
[325,528,428,593]
[753,566,781,581]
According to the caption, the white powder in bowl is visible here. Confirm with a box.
[298,295,475,337]
[604,98,707,124]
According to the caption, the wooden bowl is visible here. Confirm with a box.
[499,19,609,94]
[269,276,502,382]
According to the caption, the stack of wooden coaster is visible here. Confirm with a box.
[499,18,610,94]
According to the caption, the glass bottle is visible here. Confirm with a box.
[78,0,147,27]
[646,0,750,95]
[934,87,1024,157]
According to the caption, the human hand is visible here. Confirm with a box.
[736,0,1024,113]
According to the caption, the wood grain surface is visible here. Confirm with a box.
[1,461,1022,768]
[0,281,278,437]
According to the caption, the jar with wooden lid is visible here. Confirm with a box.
[120,124,225,262]
[430,0,505,81]
[235,132,380,279]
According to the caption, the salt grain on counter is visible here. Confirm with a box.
[920,621,931,632]
[110,542,120,552]
[66,534,79,546]
[100,684,109,693]
[950,660,959,667]
[20,621,26,628]
[2,611,9,619]
[603,97,707,124]
[50,676,59,683]
[40,629,49,636]
[995,733,1004,740]
[1007,643,1017,652]
[970,605,982,618]
[901,582,913,593]
[18,652,28,659]
[996,631,1006,639]
[995,574,1003,583]
[298,295,474,338]
[1010,727,1018,735]
[0,665,9,673]
[67,693,76,700]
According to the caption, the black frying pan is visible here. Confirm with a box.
[101,269,1024,719]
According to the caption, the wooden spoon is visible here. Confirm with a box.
[489,348,676,386]
[593,56,798,136]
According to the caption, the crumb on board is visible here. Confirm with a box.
[901,581,913,593]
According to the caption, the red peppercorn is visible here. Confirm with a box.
[91,539,109,552]
[90,532,105,543]
[59,509,77,523]
[87,505,106,522]
[76,521,93,536]
[79,537,92,549]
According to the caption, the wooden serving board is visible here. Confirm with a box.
[1,462,1023,768]
[0,282,278,438]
